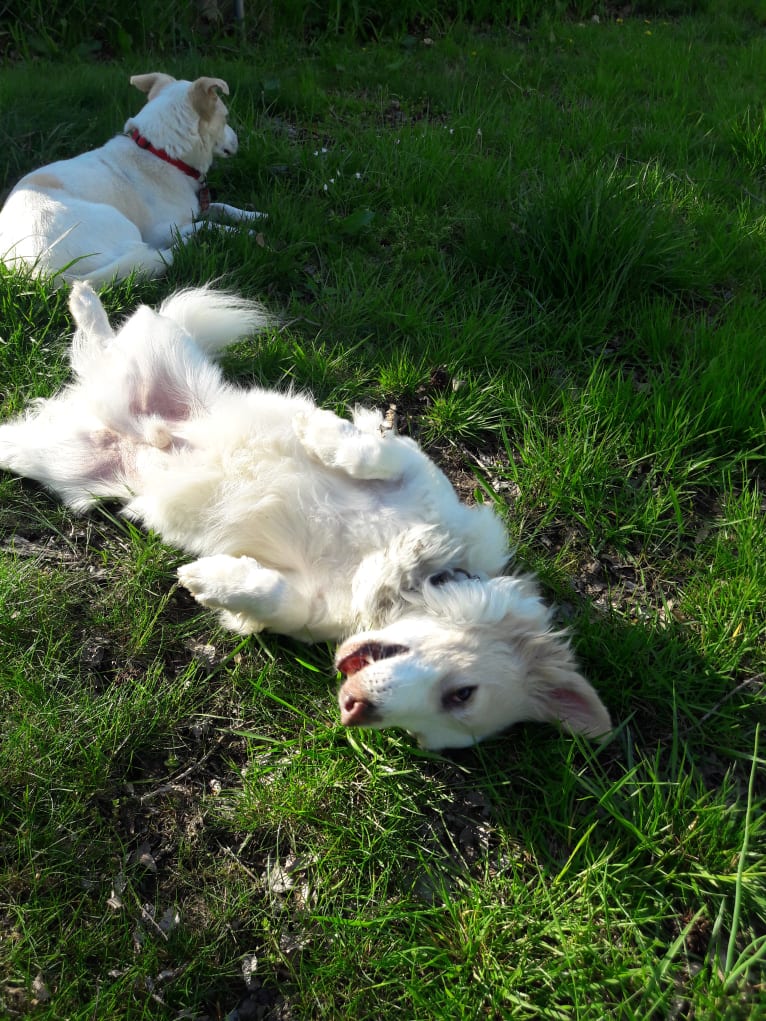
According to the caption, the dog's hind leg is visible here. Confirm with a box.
[177,555,313,636]
[63,245,172,287]
[69,281,114,346]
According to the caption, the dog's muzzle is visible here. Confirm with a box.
[338,684,380,727]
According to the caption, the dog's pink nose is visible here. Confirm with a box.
[340,690,373,726]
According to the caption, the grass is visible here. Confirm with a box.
[1,7,766,1019]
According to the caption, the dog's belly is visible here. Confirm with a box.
[131,442,425,575]
[213,466,411,567]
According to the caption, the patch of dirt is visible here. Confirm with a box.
[263,115,334,152]
[378,95,448,131]
[93,716,294,1019]
[382,364,508,504]
[414,761,497,872]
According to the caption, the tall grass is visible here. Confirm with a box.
[2,0,722,61]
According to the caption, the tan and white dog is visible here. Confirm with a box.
[0,285,612,750]
[0,72,262,286]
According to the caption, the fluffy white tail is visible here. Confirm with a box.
[159,286,274,353]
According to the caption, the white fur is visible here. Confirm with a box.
[0,72,264,286]
[0,284,612,749]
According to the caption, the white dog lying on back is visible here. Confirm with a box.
[0,72,262,286]
[0,285,611,749]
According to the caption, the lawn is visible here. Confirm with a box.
[1,4,765,1018]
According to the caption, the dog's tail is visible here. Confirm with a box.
[158,286,274,354]
[0,283,272,511]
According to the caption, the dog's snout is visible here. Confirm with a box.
[216,126,239,158]
[339,685,375,727]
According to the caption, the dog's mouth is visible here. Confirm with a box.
[335,641,408,679]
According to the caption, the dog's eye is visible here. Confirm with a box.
[442,685,476,709]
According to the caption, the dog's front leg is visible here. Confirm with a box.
[178,555,311,636]
[293,408,421,481]
[202,202,267,225]
[351,525,463,625]
[171,222,199,244]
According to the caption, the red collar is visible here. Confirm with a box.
[127,128,202,181]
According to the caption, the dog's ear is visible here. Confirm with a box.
[526,654,611,738]
[477,576,611,737]
[189,77,230,118]
[130,72,176,101]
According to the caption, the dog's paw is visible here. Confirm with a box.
[177,555,297,625]
[177,555,237,608]
[293,407,411,480]
[293,409,353,462]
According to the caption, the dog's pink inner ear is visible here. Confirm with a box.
[130,72,176,101]
[189,77,229,117]
[533,674,612,738]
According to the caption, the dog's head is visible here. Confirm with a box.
[127,72,238,170]
[336,573,611,749]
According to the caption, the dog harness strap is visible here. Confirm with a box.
[127,128,202,180]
